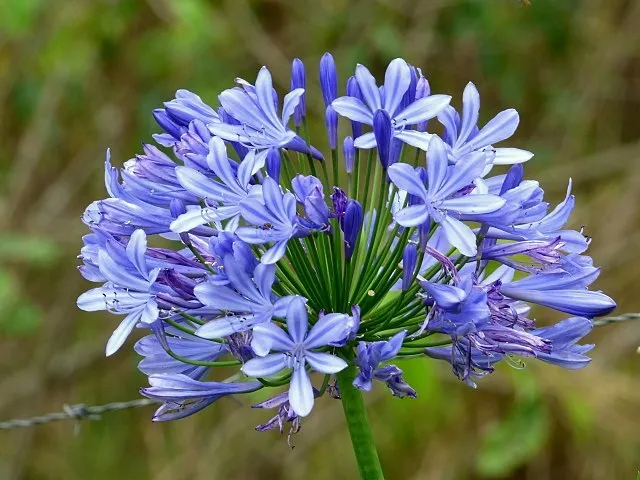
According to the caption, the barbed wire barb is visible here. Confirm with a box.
[0,398,157,430]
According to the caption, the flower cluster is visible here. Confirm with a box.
[78,54,615,435]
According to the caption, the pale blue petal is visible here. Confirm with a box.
[394,130,434,150]
[387,163,427,199]
[305,352,348,374]
[254,263,276,298]
[242,353,288,377]
[426,136,448,193]
[423,283,467,309]
[196,313,269,338]
[251,322,294,356]
[170,208,207,233]
[331,96,373,124]
[353,132,377,149]
[394,94,451,124]
[261,240,289,264]
[438,194,505,214]
[383,58,411,114]
[106,308,143,356]
[492,148,533,165]
[289,365,314,417]
[304,313,351,349]
[355,64,381,111]
[455,82,480,147]
[126,229,148,277]
[285,296,308,343]
[282,88,305,126]
[394,204,430,227]
[463,109,519,153]
[439,215,477,256]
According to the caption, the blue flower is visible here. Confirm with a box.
[194,254,295,338]
[170,137,263,233]
[242,297,350,416]
[236,177,301,264]
[353,331,414,397]
[438,82,533,165]
[77,230,162,355]
[209,66,323,160]
[332,59,451,150]
[141,373,261,421]
[388,136,506,256]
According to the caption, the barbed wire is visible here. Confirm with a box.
[0,313,638,431]
[0,399,157,430]
[593,313,640,326]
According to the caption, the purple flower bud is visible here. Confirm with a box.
[305,187,330,227]
[325,105,338,149]
[402,243,418,291]
[292,174,324,203]
[373,109,393,168]
[266,148,281,182]
[343,136,355,174]
[291,58,306,126]
[342,200,363,259]
[415,68,431,131]
[415,68,430,100]
[346,76,363,138]
[331,187,348,218]
[500,163,525,194]
[399,65,418,112]
[319,53,338,107]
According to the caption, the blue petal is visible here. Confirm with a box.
[305,351,348,374]
[289,364,314,417]
[394,95,451,125]
[423,282,467,309]
[387,163,427,199]
[304,313,351,349]
[331,96,372,124]
[126,229,148,278]
[251,322,294,356]
[383,58,411,114]
[493,148,534,165]
[242,353,288,377]
[196,313,269,338]
[462,109,519,153]
[455,82,480,147]
[426,136,448,193]
[355,64,382,111]
[261,239,289,264]
[106,308,143,356]
[439,215,477,256]
[285,296,308,343]
[394,204,430,227]
[282,88,305,126]
[438,194,505,214]
[394,130,434,150]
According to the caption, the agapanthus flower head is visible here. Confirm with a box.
[78,53,616,437]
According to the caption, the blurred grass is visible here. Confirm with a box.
[1,0,640,478]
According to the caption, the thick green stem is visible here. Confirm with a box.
[336,363,385,480]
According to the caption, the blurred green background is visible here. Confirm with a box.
[1,0,639,478]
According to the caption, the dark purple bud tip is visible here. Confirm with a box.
[402,243,418,291]
[319,53,338,107]
[266,148,281,182]
[373,109,393,168]
[342,199,363,260]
